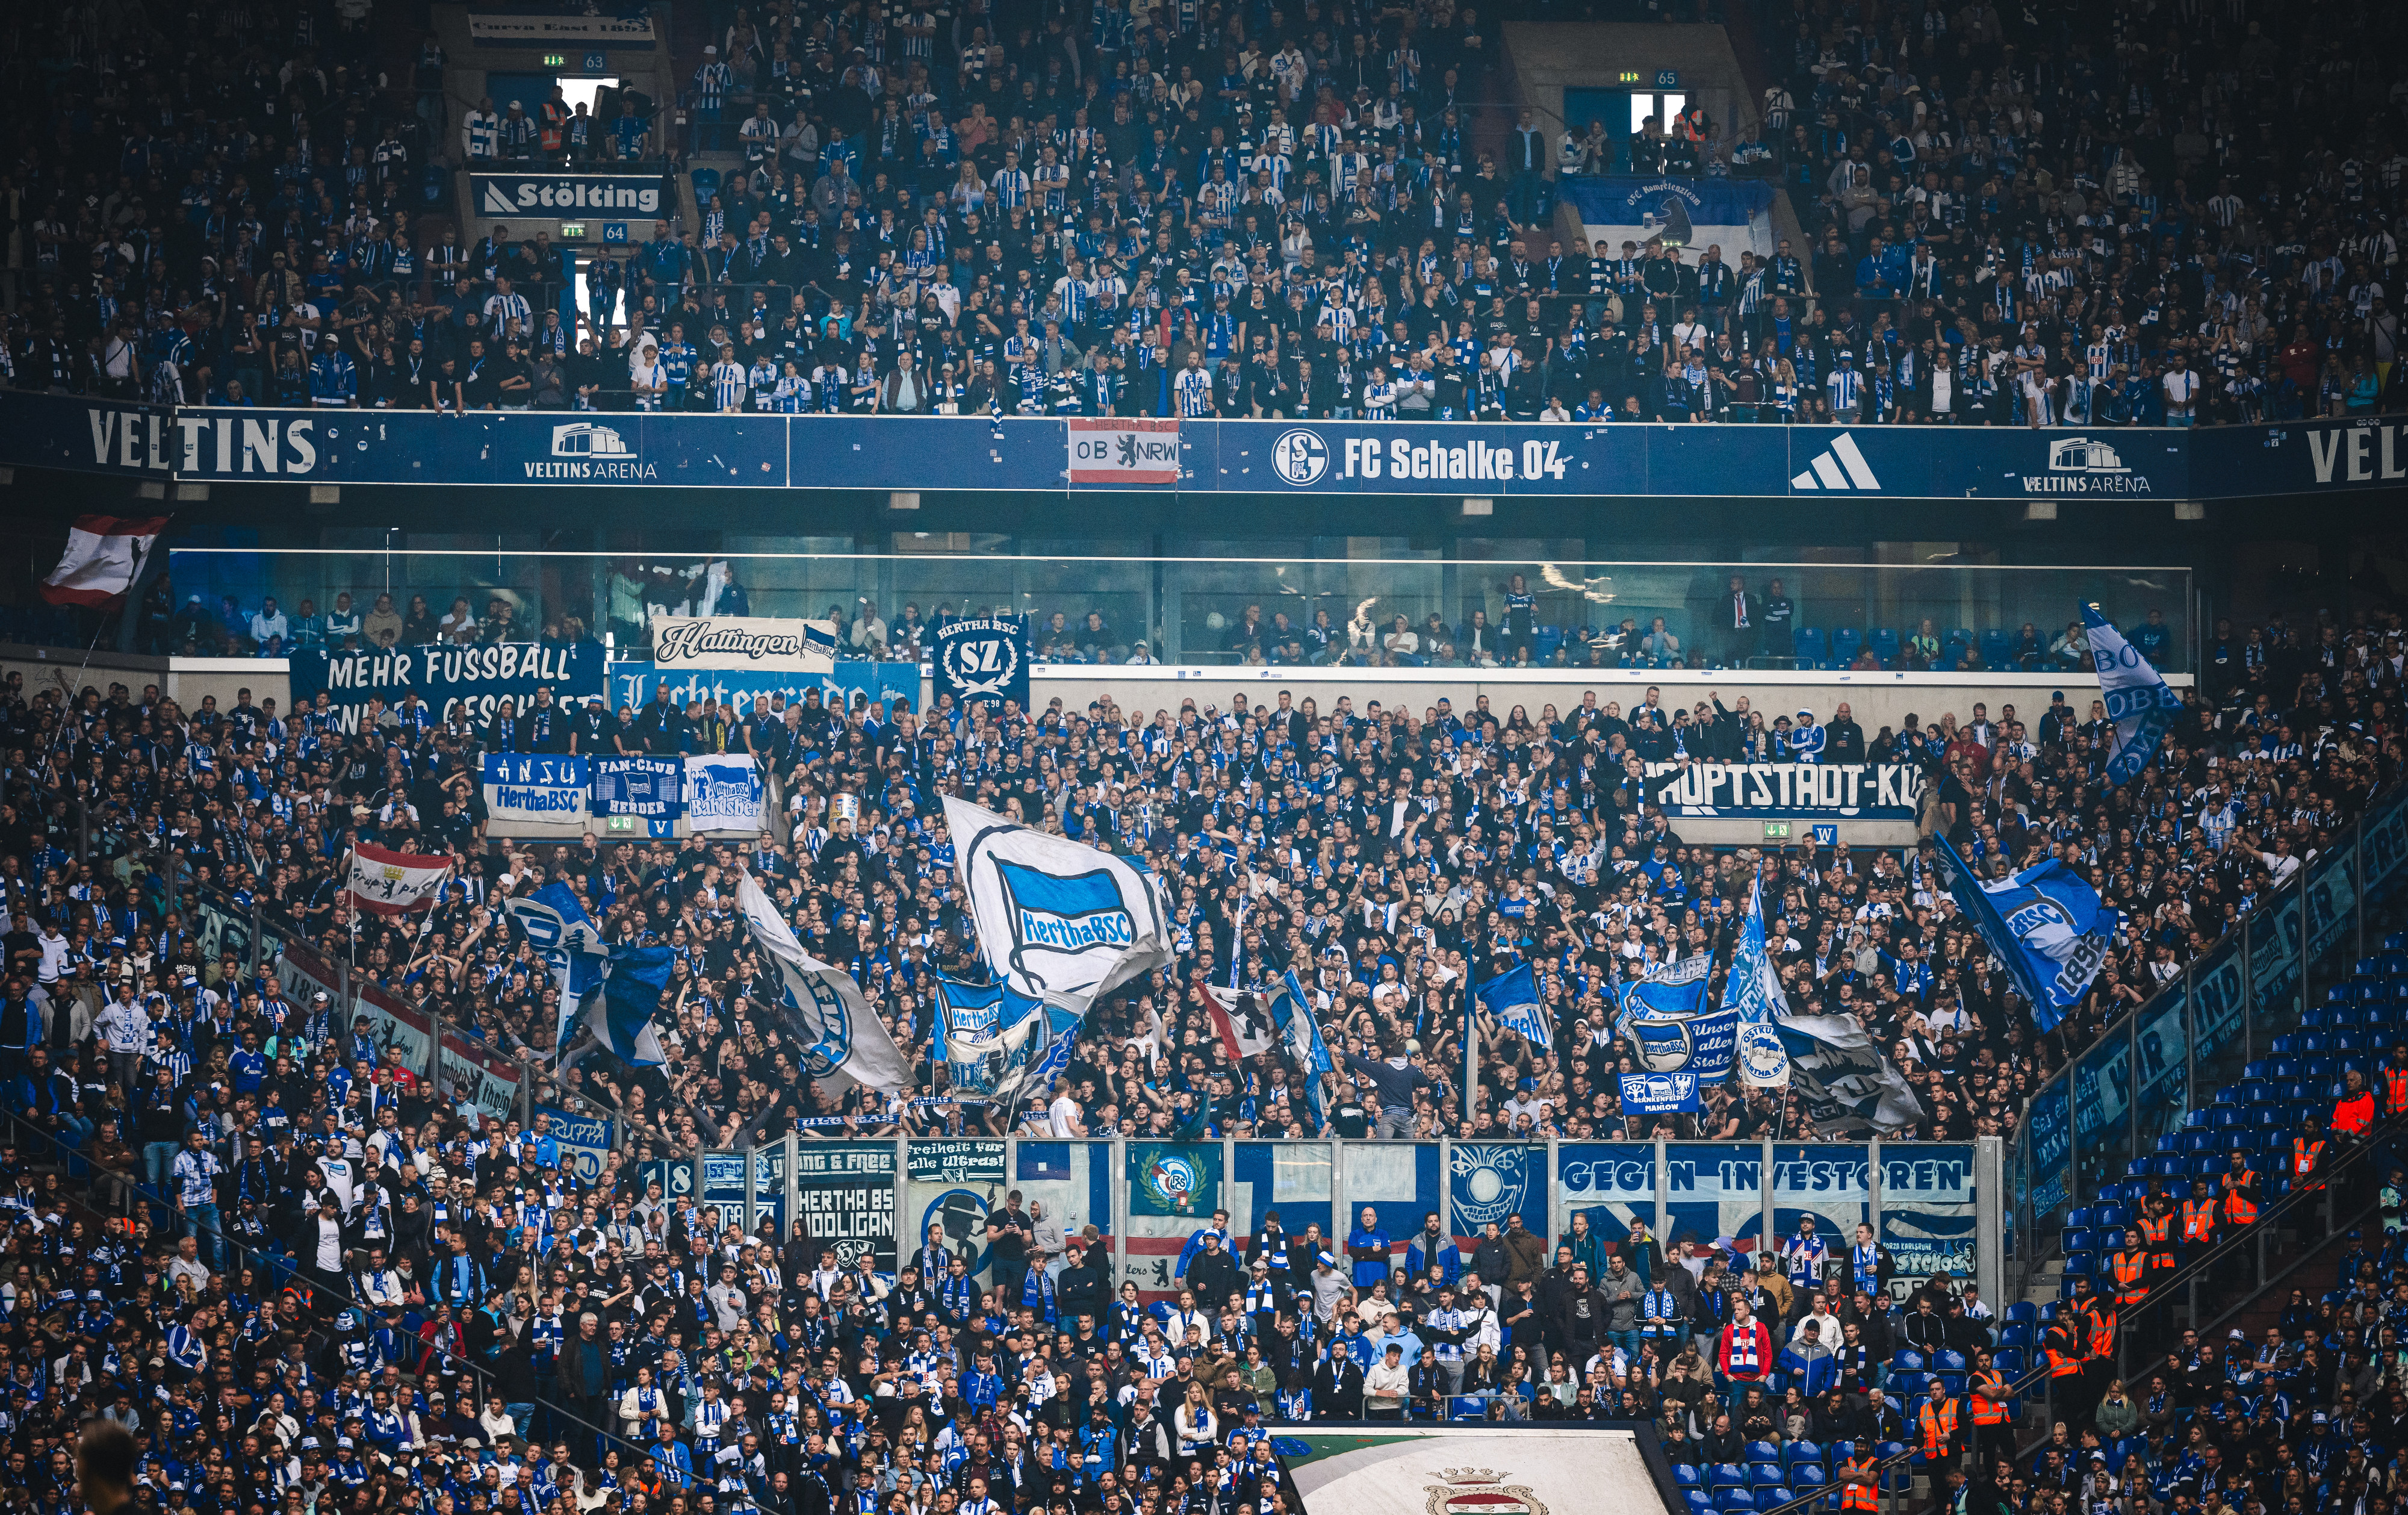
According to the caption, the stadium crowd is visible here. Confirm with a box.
[4,0,2402,425]
[0,584,2393,1515]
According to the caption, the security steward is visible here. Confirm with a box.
[1914,1377,1961,1473]
[1965,1345,2014,1476]
[2042,1299,2085,1421]
[1839,1443,1883,1515]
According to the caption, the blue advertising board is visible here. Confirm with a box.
[9,393,2407,500]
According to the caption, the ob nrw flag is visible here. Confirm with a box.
[2084,602,2185,783]
[943,795,1173,1099]
[737,874,914,1097]
[1932,836,2119,1033]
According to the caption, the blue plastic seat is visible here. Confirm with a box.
[1980,629,2014,667]
[1869,628,1901,666]
[1748,1443,1784,1467]
[2062,1228,2097,1252]
[1677,1467,1704,1489]
[1832,628,1862,664]
[1687,1494,1716,1515]
[1785,1443,1823,1472]
[1712,1465,1751,1493]
[1719,1491,1757,1514]
[1752,1464,1787,1489]
[1993,1348,2027,1380]
[1891,1371,1930,1398]
[1893,1349,1926,1373]
[1934,1349,1968,1373]
[1997,1322,2034,1349]
[2005,1302,2037,1324]
[1754,1490,1792,1511]
[1793,627,1826,664]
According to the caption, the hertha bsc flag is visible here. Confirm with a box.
[345,842,453,916]
[503,883,609,1055]
[943,795,1173,1095]
[736,873,914,1097]
[40,515,168,606]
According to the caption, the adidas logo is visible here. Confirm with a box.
[1790,432,1884,491]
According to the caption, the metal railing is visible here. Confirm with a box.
[2010,779,2408,1292]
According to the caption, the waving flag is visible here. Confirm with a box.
[40,515,168,606]
[1265,971,1335,1127]
[2084,603,2185,783]
[1931,835,2120,1033]
[935,976,1006,1098]
[944,795,1173,1101]
[1473,961,1553,1050]
[344,842,453,918]
[1777,1011,1928,1132]
[1724,873,1793,1088]
[503,883,609,1054]
[736,874,913,1097]
[589,943,670,1065]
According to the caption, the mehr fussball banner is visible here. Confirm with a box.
[934,617,1030,711]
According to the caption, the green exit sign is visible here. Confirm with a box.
[1762,822,1792,840]
[1617,70,1643,84]
[607,814,636,832]
[559,223,586,238]
[543,53,566,67]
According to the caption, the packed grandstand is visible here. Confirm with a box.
[3,0,2408,1505]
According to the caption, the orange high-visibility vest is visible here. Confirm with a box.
[2334,1090,2377,1136]
[2180,1198,2219,1244]
[1918,1398,1960,1455]
[2109,1249,2148,1307]
[2045,1323,2084,1378]
[2221,1168,2258,1227]
[2384,1067,2408,1115]
[2293,1137,2326,1177]
[2138,1210,2176,1268]
[1841,1455,1882,1511]
[1969,1368,2011,1425]
[2082,1299,2117,1359]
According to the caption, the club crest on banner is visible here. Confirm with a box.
[1739,1024,1792,1085]
[999,860,1139,988]
[1448,1145,1528,1230]
[921,1190,992,1274]
[775,963,855,1077]
[1139,1151,1206,1213]
[1424,1469,1548,1515]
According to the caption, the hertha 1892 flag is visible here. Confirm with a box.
[40,515,169,606]
[345,841,454,916]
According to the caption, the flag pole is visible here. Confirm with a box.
[1462,964,1477,1129]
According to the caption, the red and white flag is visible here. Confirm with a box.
[1205,986,1280,1061]
[40,515,169,606]
[345,841,455,917]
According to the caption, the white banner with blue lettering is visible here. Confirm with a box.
[945,794,1173,1100]
[1563,176,1778,258]
[685,753,764,835]
[482,754,591,832]
[1931,835,2119,1033]
[2084,603,2184,783]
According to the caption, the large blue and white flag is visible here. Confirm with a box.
[589,943,670,1065]
[943,795,1175,1101]
[1931,835,2120,1033]
[2084,603,2185,783]
[1265,970,1335,1127]
[737,874,914,1097]
[934,975,1005,1099]
[1473,961,1553,1050]
[1724,874,1793,1088]
[504,882,609,1055]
